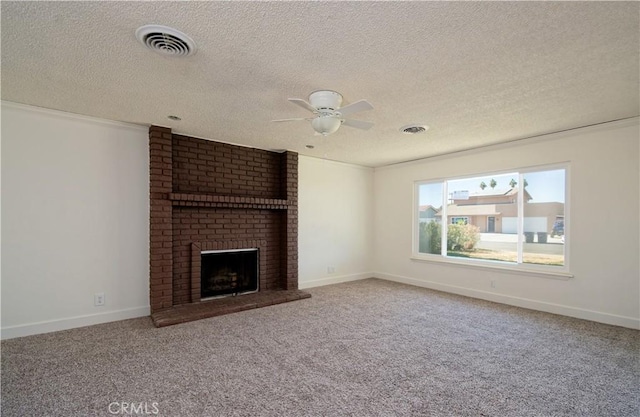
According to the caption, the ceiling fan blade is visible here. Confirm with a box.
[288,98,317,113]
[272,118,310,122]
[342,119,374,130]
[338,99,373,116]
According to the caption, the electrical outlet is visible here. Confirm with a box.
[490,280,496,289]
[94,293,105,306]
[327,266,335,274]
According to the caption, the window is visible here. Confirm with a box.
[417,182,443,255]
[415,166,567,272]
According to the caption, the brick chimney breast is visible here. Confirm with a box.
[148,126,298,314]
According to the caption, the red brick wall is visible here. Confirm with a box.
[172,134,283,198]
[149,126,298,313]
[149,127,173,312]
[172,208,284,305]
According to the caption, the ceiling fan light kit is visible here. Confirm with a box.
[311,115,342,136]
[273,90,373,136]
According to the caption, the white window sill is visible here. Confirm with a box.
[410,254,574,280]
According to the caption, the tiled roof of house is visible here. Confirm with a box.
[436,204,501,216]
[468,188,514,197]
[457,187,532,201]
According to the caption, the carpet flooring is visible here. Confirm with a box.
[2,278,639,416]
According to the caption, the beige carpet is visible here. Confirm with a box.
[2,278,639,416]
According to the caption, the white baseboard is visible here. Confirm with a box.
[1,306,151,340]
[299,272,371,289]
[374,272,640,330]
[5,274,637,338]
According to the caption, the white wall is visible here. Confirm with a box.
[373,119,640,329]
[1,102,150,339]
[3,102,636,338]
[298,156,374,288]
[0,104,376,338]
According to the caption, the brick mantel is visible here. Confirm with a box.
[148,126,299,315]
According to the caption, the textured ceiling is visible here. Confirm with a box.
[2,1,638,167]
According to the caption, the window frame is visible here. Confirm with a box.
[412,163,572,279]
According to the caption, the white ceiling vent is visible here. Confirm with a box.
[135,25,196,57]
[400,124,429,134]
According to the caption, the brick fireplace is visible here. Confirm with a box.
[148,126,309,326]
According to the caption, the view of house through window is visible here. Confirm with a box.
[417,167,566,268]
[418,182,443,255]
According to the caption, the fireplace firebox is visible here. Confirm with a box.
[200,249,259,299]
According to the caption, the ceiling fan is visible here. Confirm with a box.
[272,90,374,136]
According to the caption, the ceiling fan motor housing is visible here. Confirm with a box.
[309,90,343,111]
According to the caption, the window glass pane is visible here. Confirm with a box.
[418,183,443,255]
[415,166,568,271]
[522,169,565,266]
[446,173,517,262]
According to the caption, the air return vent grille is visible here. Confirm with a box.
[135,25,196,57]
[400,124,429,134]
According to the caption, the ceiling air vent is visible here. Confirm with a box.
[135,25,196,57]
[400,124,429,134]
